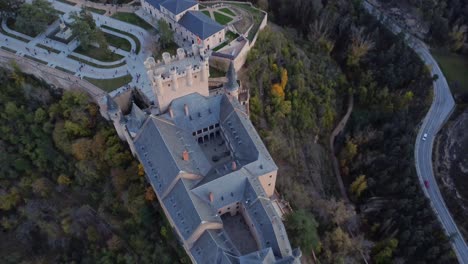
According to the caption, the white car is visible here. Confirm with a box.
[422,133,428,141]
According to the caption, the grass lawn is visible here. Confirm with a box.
[1,46,16,53]
[6,18,39,38]
[84,6,106,14]
[68,54,126,69]
[101,25,141,53]
[213,11,233,25]
[111,12,153,30]
[74,45,124,62]
[202,10,211,17]
[36,44,60,54]
[219,8,235,16]
[25,55,48,65]
[226,31,239,41]
[209,66,226,78]
[104,32,131,51]
[55,66,75,75]
[432,50,468,94]
[0,23,29,42]
[213,42,228,51]
[56,0,76,5]
[159,41,179,55]
[230,3,264,41]
[84,74,133,92]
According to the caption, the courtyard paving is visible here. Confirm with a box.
[0,0,157,95]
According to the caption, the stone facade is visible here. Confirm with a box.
[141,0,225,49]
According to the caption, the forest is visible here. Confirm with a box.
[389,0,468,51]
[0,66,187,263]
[245,0,456,263]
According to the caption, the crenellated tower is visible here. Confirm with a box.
[144,45,211,112]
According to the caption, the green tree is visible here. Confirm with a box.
[372,238,398,264]
[70,9,108,51]
[86,226,99,242]
[285,210,320,253]
[0,187,21,211]
[158,20,173,49]
[15,0,57,36]
[0,0,24,18]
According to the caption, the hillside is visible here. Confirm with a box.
[0,67,186,263]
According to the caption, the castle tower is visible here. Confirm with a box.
[154,74,163,96]
[105,94,126,141]
[170,67,178,91]
[224,61,239,99]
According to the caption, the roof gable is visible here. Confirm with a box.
[179,11,224,39]
[161,0,198,15]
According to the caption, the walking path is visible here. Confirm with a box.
[329,94,354,204]
[0,0,157,95]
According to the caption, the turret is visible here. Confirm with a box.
[224,61,239,99]
[105,94,126,141]
[153,74,163,96]
[186,65,193,86]
[170,67,178,91]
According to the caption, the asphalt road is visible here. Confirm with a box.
[363,2,468,263]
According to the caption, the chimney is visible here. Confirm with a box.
[169,106,174,118]
[231,161,237,171]
[184,104,189,116]
[209,192,214,203]
[182,150,189,161]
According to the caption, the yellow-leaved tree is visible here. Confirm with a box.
[350,175,367,198]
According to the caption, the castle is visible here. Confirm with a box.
[141,0,226,49]
[102,47,301,263]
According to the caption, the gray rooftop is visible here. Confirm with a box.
[225,61,239,92]
[160,0,197,15]
[132,92,299,263]
[146,0,165,10]
[179,11,225,39]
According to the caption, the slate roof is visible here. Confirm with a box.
[125,103,147,134]
[225,61,239,92]
[160,0,197,15]
[178,11,224,39]
[132,92,300,263]
[146,0,165,10]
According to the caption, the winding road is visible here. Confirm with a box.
[363,2,468,263]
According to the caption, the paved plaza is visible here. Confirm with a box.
[0,0,158,95]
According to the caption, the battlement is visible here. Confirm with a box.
[144,44,211,112]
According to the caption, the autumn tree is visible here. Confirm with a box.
[322,227,354,263]
[347,26,375,67]
[32,177,52,197]
[145,186,156,201]
[57,174,71,186]
[350,174,367,198]
[449,23,467,52]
